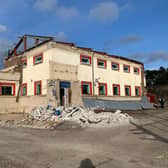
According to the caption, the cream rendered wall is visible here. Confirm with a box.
[93,55,142,96]
[22,45,50,96]
[46,47,93,82]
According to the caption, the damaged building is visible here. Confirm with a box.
[0,35,150,111]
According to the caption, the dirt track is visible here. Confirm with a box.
[0,109,168,168]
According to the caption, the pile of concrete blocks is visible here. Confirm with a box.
[29,106,134,128]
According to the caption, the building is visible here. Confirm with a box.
[0,35,145,108]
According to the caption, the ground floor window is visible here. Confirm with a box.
[135,86,141,96]
[113,84,120,96]
[21,83,27,96]
[34,81,42,95]
[125,85,131,96]
[81,81,92,95]
[99,83,107,95]
[0,82,15,96]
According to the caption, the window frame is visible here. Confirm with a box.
[33,53,43,65]
[0,82,15,96]
[21,83,27,96]
[135,86,141,96]
[111,62,120,71]
[81,81,92,95]
[80,54,92,65]
[123,64,130,73]
[98,83,107,96]
[97,59,107,69]
[134,67,140,75]
[125,85,131,96]
[112,84,120,96]
[34,80,42,95]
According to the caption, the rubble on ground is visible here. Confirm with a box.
[27,105,134,128]
[0,105,134,129]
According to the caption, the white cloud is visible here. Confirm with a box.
[89,2,119,23]
[33,0,58,11]
[0,24,7,32]
[56,7,78,20]
[54,32,67,41]
[34,0,78,19]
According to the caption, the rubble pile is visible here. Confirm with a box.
[29,105,134,128]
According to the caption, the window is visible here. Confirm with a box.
[125,85,131,96]
[113,84,120,96]
[21,83,27,96]
[22,58,27,68]
[0,82,15,96]
[99,83,107,95]
[97,59,107,68]
[123,65,130,73]
[134,67,140,75]
[112,62,119,71]
[81,81,92,95]
[34,81,42,95]
[80,55,91,65]
[33,53,43,65]
[135,86,141,96]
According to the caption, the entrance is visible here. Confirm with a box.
[60,81,71,106]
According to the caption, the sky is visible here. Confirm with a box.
[0,0,168,70]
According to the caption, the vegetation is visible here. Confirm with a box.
[145,67,168,88]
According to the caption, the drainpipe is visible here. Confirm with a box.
[92,52,95,97]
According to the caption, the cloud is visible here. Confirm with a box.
[89,2,119,23]
[102,34,143,51]
[56,7,78,20]
[33,0,58,11]
[0,24,7,32]
[119,35,143,45]
[33,0,78,19]
[130,51,168,63]
[54,32,67,41]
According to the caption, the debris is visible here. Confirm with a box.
[28,106,134,128]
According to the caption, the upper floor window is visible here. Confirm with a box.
[123,65,130,73]
[134,67,140,75]
[21,58,27,68]
[33,53,43,65]
[97,59,107,69]
[80,55,91,65]
[112,62,119,71]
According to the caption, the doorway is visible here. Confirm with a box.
[60,81,71,106]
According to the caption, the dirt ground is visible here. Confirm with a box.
[0,109,168,168]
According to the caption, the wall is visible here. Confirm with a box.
[93,54,143,96]
[0,96,48,113]
[47,44,143,97]
[22,44,50,96]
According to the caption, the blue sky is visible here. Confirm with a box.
[0,0,168,69]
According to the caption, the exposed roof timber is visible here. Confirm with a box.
[7,35,143,65]
[23,34,53,40]
[54,40,75,47]
[77,46,93,52]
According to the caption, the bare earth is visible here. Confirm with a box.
[0,109,168,168]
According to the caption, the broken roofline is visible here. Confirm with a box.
[7,34,143,66]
